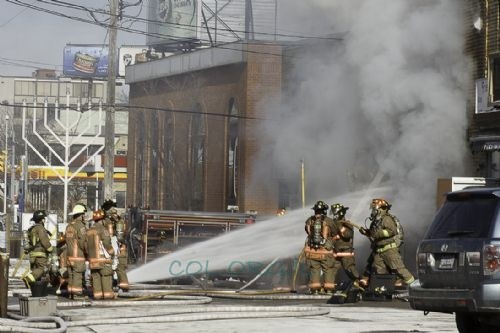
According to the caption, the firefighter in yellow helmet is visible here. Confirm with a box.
[304,201,335,294]
[22,210,54,288]
[359,198,414,287]
[87,209,115,299]
[65,203,88,299]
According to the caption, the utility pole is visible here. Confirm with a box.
[3,115,8,255]
[105,0,119,201]
[3,115,7,215]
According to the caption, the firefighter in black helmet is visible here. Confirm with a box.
[329,203,363,289]
[304,200,335,294]
[22,210,54,288]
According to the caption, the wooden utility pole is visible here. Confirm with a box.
[105,0,119,201]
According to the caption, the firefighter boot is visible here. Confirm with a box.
[352,280,365,292]
[310,289,320,295]
[22,273,35,289]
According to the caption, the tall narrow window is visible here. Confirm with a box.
[150,109,160,208]
[226,98,239,209]
[189,104,205,211]
[161,109,174,209]
[137,111,145,208]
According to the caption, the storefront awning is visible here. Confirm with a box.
[470,135,500,152]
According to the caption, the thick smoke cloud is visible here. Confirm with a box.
[255,0,470,260]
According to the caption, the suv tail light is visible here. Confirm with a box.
[417,252,435,270]
[484,244,500,275]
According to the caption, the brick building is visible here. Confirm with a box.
[125,43,283,215]
[466,0,500,177]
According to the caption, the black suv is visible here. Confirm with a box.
[409,187,500,333]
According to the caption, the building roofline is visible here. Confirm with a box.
[125,42,248,84]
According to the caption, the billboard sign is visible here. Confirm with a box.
[148,0,201,47]
[63,45,109,78]
[119,46,167,76]
[120,46,148,76]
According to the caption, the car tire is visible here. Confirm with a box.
[455,313,478,333]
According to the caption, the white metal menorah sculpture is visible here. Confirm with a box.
[22,95,104,223]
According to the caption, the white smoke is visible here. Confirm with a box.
[254,0,470,266]
[129,1,472,283]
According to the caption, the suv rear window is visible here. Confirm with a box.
[425,196,499,239]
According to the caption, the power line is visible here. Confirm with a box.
[38,0,343,41]
[0,56,61,68]
[4,0,292,58]
[0,0,32,27]
[1,0,342,73]
[0,101,277,121]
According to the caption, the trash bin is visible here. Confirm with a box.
[30,281,48,297]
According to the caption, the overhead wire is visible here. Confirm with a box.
[0,101,278,122]
[1,0,343,72]
[38,0,343,41]
[4,0,285,58]
[6,0,342,50]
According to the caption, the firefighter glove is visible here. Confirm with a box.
[112,257,118,270]
[359,228,370,237]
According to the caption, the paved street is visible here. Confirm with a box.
[5,283,458,333]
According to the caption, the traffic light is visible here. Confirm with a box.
[0,150,5,173]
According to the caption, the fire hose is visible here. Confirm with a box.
[6,302,329,331]
[60,306,331,327]
[237,256,281,292]
[118,288,330,300]
[0,316,67,333]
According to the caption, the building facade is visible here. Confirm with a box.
[126,43,283,215]
[0,69,128,213]
[466,0,500,177]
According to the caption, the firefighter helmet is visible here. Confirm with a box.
[30,210,47,222]
[370,198,391,220]
[312,201,329,214]
[331,203,348,219]
[92,209,105,221]
[69,203,87,216]
[370,198,391,210]
[101,199,117,212]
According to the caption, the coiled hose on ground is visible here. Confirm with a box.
[4,286,330,333]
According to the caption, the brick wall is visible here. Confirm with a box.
[127,44,283,215]
[466,0,500,175]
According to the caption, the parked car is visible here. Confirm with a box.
[409,187,500,333]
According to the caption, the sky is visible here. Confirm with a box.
[0,0,301,77]
[0,0,147,76]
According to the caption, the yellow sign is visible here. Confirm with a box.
[28,166,127,181]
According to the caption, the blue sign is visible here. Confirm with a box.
[63,45,109,78]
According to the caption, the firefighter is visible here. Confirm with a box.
[330,203,363,288]
[87,209,115,300]
[359,198,414,287]
[102,200,129,291]
[22,210,54,288]
[54,233,68,295]
[65,203,88,299]
[155,230,174,257]
[304,200,335,294]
